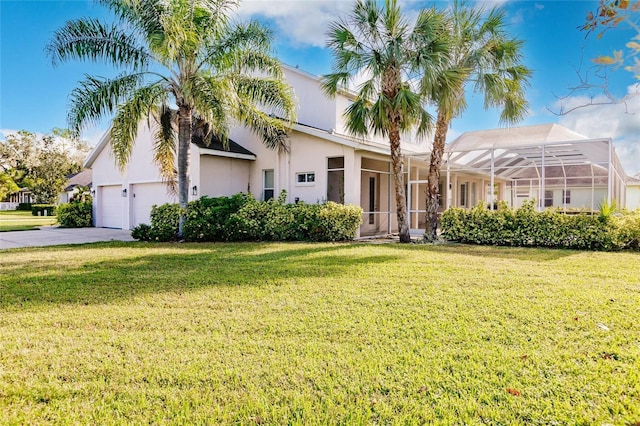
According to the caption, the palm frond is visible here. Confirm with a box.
[47,18,152,69]
[109,83,167,170]
[234,75,296,124]
[67,72,146,136]
[152,103,177,191]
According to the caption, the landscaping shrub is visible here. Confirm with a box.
[131,192,363,243]
[441,200,639,251]
[17,203,32,211]
[183,193,252,242]
[31,204,56,216]
[56,201,93,227]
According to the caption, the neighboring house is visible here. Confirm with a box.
[59,169,93,204]
[7,188,34,204]
[626,176,640,211]
[85,65,632,236]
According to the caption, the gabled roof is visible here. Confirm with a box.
[64,169,92,191]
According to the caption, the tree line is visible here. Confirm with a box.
[0,129,90,203]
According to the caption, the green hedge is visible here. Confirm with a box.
[56,201,93,228]
[441,200,640,251]
[31,204,56,216]
[17,203,32,211]
[132,192,363,243]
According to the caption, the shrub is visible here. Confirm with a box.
[131,192,363,243]
[441,200,637,251]
[31,204,56,216]
[148,203,181,241]
[56,201,93,227]
[183,193,252,242]
[17,203,32,211]
[131,223,153,241]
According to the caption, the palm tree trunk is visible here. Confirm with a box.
[389,123,411,243]
[177,104,192,238]
[425,110,449,241]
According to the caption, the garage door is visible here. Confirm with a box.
[132,182,176,227]
[99,185,123,229]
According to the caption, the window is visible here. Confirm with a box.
[459,183,468,207]
[327,157,344,203]
[544,190,553,207]
[562,190,571,204]
[263,170,274,201]
[296,172,315,185]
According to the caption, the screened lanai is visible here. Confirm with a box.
[406,124,627,229]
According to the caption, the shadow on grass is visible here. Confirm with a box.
[0,242,400,308]
[376,241,581,262]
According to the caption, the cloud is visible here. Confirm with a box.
[552,87,640,175]
[236,0,352,48]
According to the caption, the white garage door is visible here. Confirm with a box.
[132,182,176,227]
[99,185,123,229]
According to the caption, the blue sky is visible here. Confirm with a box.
[1,0,639,175]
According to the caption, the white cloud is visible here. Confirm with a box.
[553,87,640,175]
[236,0,353,48]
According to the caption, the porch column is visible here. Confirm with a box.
[540,145,546,211]
[446,153,451,210]
[490,149,495,210]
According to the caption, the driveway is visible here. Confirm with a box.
[0,227,135,249]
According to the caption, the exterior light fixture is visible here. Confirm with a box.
[122,188,127,197]
[192,185,198,196]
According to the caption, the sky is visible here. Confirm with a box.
[1,0,639,175]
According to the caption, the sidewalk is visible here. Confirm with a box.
[0,227,135,249]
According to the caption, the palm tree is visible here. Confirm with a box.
[47,0,295,237]
[322,0,453,243]
[423,1,532,241]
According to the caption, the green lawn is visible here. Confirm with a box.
[0,242,638,424]
[0,210,57,231]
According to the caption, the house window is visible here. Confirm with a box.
[562,190,571,204]
[263,169,274,201]
[460,183,468,207]
[327,157,344,203]
[438,183,443,208]
[296,172,315,185]
[544,190,553,207]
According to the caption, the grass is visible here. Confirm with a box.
[0,210,56,231]
[0,242,638,424]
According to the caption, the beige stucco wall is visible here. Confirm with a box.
[199,155,251,198]
[627,185,640,210]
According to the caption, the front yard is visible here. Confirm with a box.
[0,242,638,424]
[0,210,56,231]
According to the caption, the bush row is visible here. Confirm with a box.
[441,201,640,251]
[31,204,56,216]
[132,192,363,243]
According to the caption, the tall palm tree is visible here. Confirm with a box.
[322,0,453,243]
[423,1,532,241]
[47,0,295,237]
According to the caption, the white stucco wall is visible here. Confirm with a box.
[199,155,251,197]
[626,185,640,210]
[284,67,336,132]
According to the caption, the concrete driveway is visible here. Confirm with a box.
[0,227,135,249]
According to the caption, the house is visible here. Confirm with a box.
[85,65,632,236]
[1,188,34,210]
[59,169,93,204]
[626,176,640,211]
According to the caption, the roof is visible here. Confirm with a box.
[192,133,256,157]
[64,169,92,191]
[443,124,623,182]
[446,123,589,152]
[627,175,640,185]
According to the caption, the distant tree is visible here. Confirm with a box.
[0,130,88,203]
[47,0,295,237]
[423,1,531,241]
[0,173,19,201]
[322,0,454,243]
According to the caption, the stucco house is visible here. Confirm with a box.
[59,169,93,204]
[85,65,632,236]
